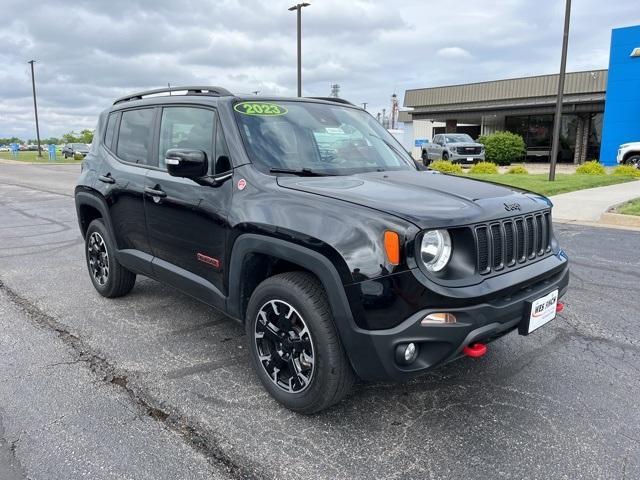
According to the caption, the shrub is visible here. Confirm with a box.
[506,165,529,175]
[477,131,525,165]
[611,165,640,177]
[73,152,84,161]
[429,160,463,174]
[469,162,499,174]
[575,160,606,175]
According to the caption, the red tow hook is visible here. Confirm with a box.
[556,302,565,313]
[463,342,487,358]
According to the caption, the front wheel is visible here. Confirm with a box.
[442,151,449,160]
[245,272,355,414]
[626,155,640,169]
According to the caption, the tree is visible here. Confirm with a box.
[477,131,526,165]
[0,136,23,145]
[61,129,94,144]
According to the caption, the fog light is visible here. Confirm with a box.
[396,342,419,365]
[421,312,457,325]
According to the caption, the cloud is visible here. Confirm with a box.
[0,0,639,138]
[436,47,472,59]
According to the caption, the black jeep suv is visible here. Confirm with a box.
[75,86,569,413]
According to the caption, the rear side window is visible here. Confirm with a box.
[158,107,215,170]
[103,112,117,150]
[116,108,155,165]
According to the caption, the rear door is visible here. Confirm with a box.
[144,105,233,304]
[97,107,156,271]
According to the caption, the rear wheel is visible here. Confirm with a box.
[626,155,640,169]
[245,272,355,414]
[85,219,136,298]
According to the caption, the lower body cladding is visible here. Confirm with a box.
[341,255,569,382]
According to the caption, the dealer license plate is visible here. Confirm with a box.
[520,289,558,335]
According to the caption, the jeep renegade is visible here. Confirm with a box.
[75,86,569,413]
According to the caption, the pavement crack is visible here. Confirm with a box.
[0,278,265,480]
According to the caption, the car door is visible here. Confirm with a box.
[144,106,233,305]
[429,135,441,159]
[97,108,156,273]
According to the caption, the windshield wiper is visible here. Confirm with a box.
[269,168,327,177]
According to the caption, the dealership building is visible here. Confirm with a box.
[400,25,640,166]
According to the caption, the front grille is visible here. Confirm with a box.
[457,146,482,155]
[475,212,552,275]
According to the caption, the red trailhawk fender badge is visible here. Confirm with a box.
[237,178,247,190]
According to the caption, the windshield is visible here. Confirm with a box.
[444,134,474,143]
[233,100,415,175]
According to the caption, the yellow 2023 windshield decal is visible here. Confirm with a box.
[234,102,288,116]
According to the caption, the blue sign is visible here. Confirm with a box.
[48,144,57,160]
[414,139,429,147]
[10,143,19,154]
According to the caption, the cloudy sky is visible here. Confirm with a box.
[1,0,638,139]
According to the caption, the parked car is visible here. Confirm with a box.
[422,133,485,165]
[0,145,10,152]
[75,86,569,413]
[617,142,640,168]
[62,143,90,158]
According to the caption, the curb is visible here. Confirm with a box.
[600,211,640,228]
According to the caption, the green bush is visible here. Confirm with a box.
[469,162,499,174]
[73,152,84,161]
[575,160,606,175]
[612,164,640,177]
[429,160,463,174]
[506,165,529,175]
[477,131,525,165]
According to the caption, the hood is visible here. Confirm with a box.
[276,170,550,229]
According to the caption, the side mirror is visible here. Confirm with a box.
[165,149,208,178]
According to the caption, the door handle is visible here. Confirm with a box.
[144,186,167,198]
[98,174,115,184]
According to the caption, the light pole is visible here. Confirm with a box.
[288,2,310,97]
[549,0,572,181]
[28,60,42,157]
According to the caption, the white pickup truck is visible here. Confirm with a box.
[617,142,640,168]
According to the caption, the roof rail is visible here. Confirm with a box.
[113,86,233,105]
[308,96,356,106]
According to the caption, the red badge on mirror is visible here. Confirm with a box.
[237,178,247,190]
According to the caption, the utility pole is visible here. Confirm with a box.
[288,3,310,97]
[549,0,571,181]
[28,60,42,157]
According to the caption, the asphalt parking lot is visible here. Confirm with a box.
[1,163,639,480]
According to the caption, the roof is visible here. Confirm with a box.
[403,70,608,108]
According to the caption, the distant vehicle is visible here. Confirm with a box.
[62,143,90,158]
[26,144,43,152]
[0,145,10,152]
[422,134,485,165]
[617,142,640,168]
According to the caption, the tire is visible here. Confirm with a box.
[421,151,430,167]
[85,219,136,298]
[442,151,449,161]
[625,155,640,169]
[245,271,355,414]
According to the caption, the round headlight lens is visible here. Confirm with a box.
[420,229,452,272]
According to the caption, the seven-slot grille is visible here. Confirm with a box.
[475,211,551,274]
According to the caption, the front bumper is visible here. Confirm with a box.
[449,151,485,164]
[342,255,569,381]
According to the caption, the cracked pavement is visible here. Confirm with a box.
[0,163,639,479]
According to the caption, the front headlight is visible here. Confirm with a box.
[420,229,452,272]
